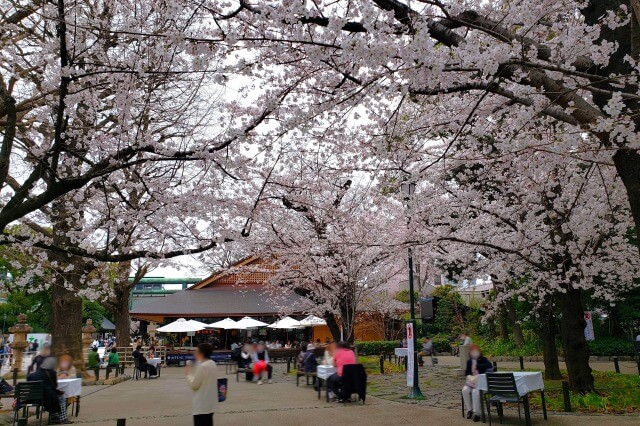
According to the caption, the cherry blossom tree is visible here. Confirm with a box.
[403,133,639,391]
[245,153,403,342]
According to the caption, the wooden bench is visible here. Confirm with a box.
[296,371,317,386]
[236,368,252,382]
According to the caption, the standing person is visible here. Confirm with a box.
[462,344,492,422]
[186,343,218,426]
[326,342,356,402]
[28,342,51,374]
[251,342,272,384]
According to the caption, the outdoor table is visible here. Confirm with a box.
[58,378,82,398]
[477,371,547,426]
[58,378,82,417]
[147,357,161,367]
[316,365,336,400]
[394,348,408,367]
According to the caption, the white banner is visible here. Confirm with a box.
[584,311,595,341]
[406,322,414,387]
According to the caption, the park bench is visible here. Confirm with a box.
[296,370,317,386]
[236,367,252,382]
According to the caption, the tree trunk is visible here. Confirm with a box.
[614,148,640,252]
[537,303,562,380]
[558,288,595,393]
[498,305,509,340]
[50,258,86,377]
[112,288,131,347]
[324,311,342,342]
[505,300,525,347]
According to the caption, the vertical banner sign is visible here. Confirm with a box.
[406,322,414,387]
[584,311,595,341]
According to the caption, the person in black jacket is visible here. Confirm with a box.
[132,345,157,378]
[301,344,319,389]
[462,344,492,422]
[27,357,72,424]
[27,343,51,374]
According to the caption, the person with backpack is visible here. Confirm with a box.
[301,343,319,390]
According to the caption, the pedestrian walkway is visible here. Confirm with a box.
[71,364,639,425]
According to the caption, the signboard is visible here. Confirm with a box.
[406,322,414,387]
[8,333,50,348]
[584,311,595,341]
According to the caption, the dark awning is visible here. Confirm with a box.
[129,288,303,318]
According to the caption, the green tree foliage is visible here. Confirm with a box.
[431,285,466,336]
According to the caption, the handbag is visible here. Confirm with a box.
[217,378,228,402]
[0,379,14,394]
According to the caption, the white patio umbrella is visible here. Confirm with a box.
[300,315,327,326]
[235,316,268,330]
[157,318,206,347]
[157,318,206,333]
[207,318,239,348]
[207,318,238,330]
[268,316,303,329]
[187,319,210,329]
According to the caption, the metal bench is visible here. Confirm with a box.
[296,371,317,386]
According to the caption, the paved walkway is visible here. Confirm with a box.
[69,364,640,426]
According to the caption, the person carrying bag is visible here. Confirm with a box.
[186,343,219,426]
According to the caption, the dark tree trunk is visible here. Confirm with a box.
[498,306,509,340]
[113,288,131,347]
[558,288,595,393]
[581,2,640,249]
[50,258,86,377]
[505,300,525,347]
[324,311,342,342]
[614,148,640,251]
[537,303,562,380]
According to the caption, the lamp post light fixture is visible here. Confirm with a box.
[401,179,423,399]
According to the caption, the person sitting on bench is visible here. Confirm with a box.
[87,346,100,380]
[301,343,319,390]
[251,342,273,385]
[106,347,120,379]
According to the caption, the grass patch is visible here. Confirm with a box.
[529,370,640,414]
[357,355,404,375]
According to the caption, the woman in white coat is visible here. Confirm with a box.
[186,343,218,426]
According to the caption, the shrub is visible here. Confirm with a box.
[355,341,400,355]
[587,337,634,356]
[431,334,453,353]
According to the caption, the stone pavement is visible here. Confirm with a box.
[67,364,640,426]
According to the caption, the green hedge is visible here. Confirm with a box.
[587,337,635,356]
[355,341,400,355]
[355,337,452,355]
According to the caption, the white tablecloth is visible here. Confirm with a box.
[477,372,544,395]
[58,378,82,398]
[147,357,161,367]
[395,348,408,357]
[316,365,336,380]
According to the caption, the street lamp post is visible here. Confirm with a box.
[401,180,423,399]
